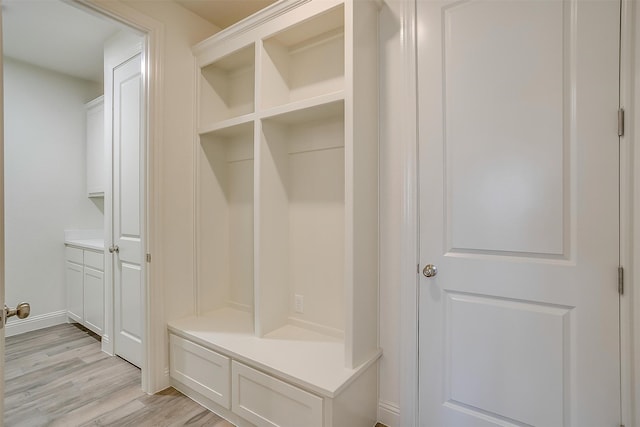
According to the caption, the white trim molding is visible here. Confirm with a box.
[5,310,68,338]
[628,0,640,424]
[378,400,400,427]
[398,0,419,426]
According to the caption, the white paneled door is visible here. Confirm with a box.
[113,52,143,368]
[417,0,621,426]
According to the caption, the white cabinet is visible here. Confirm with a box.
[169,1,380,426]
[86,96,104,198]
[65,246,104,335]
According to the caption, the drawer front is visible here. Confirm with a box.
[232,361,323,427]
[169,334,231,409]
[65,246,84,265]
[83,249,104,271]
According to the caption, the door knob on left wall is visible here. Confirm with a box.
[109,245,119,254]
[5,302,30,321]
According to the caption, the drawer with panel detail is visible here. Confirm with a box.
[169,334,231,409]
[232,361,323,427]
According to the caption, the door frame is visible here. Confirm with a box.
[73,0,166,394]
[397,0,638,425]
[621,0,637,424]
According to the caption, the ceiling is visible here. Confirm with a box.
[2,0,277,84]
[176,0,277,29]
[2,0,124,83]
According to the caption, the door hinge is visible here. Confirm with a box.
[618,266,624,295]
[146,253,151,263]
[618,108,625,137]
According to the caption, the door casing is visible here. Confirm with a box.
[397,0,637,425]
[73,0,166,394]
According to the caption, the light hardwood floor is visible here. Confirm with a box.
[4,323,233,426]
[5,323,390,427]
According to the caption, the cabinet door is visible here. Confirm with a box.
[83,267,104,335]
[66,261,84,323]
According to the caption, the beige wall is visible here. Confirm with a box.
[102,2,404,421]
[113,0,218,388]
[122,0,218,324]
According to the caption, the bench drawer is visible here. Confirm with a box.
[170,334,231,409]
[232,361,323,427]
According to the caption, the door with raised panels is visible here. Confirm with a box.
[112,52,143,368]
[417,0,621,425]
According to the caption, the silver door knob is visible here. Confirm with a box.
[5,302,30,320]
[423,264,438,278]
[109,245,119,254]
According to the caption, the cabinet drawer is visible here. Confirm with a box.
[65,246,84,264]
[170,334,231,409]
[83,250,104,271]
[232,361,323,427]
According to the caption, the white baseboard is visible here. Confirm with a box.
[378,400,400,427]
[5,310,68,337]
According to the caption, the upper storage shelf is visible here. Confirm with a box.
[199,44,255,128]
[261,5,345,109]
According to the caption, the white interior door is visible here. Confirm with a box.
[417,0,621,426]
[112,52,143,368]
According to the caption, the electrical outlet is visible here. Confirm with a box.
[294,294,304,313]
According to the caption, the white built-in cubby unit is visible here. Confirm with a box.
[168,1,380,426]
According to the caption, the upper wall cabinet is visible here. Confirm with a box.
[169,1,380,426]
[86,95,104,198]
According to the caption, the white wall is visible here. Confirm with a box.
[4,57,103,333]
[118,0,219,383]
[121,0,218,319]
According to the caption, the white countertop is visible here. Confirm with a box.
[64,238,104,251]
[64,229,104,251]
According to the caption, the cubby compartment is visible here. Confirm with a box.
[197,122,255,320]
[199,45,255,127]
[261,5,345,110]
[257,101,345,338]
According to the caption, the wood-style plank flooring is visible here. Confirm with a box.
[4,323,234,427]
